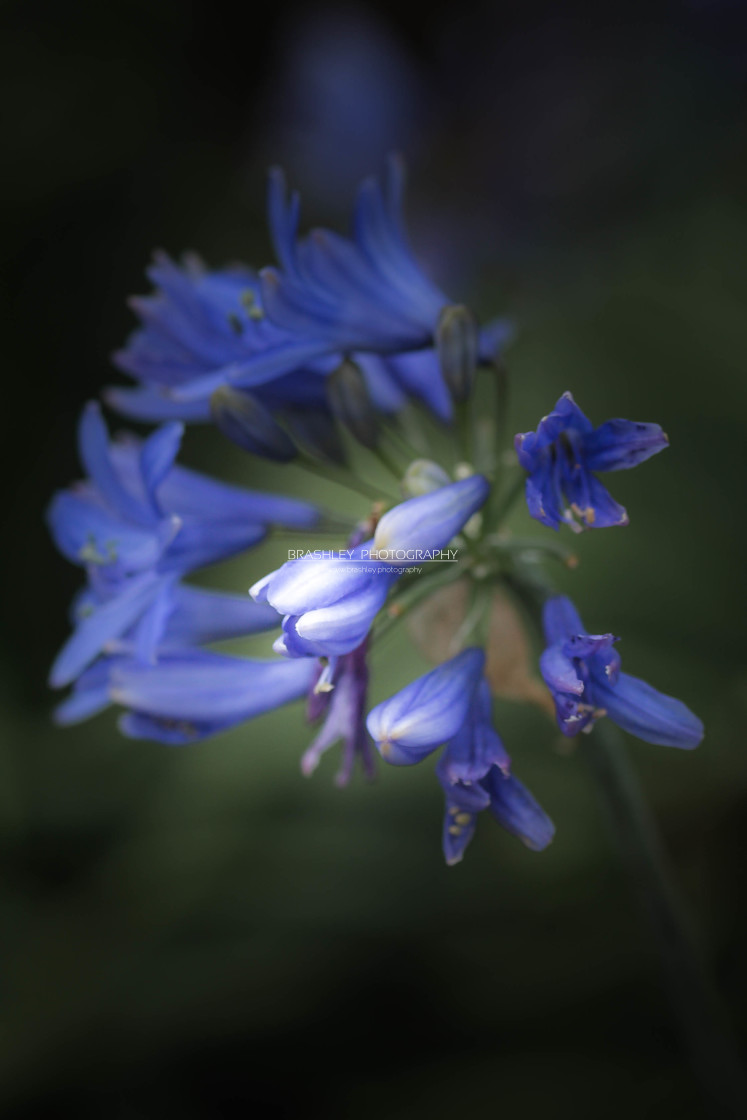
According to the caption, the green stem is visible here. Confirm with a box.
[486,469,525,532]
[298,455,384,503]
[383,421,423,465]
[585,721,747,1116]
[455,400,472,464]
[510,571,746,1115]
[371,442,405,484]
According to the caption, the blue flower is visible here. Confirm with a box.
[47,403,317,687]
[368,657,554,864]
[251,477,489,660]
[302,640,374,786]
[366,648,485,763]
[373,473,489,559]
[255,158,511,409]
[515,391,669,531]
[108,253,333,422]
[251,541,401,659]
[108,165,512,426]
[540,595,704,748]
[439,766,556,866]
[109,652,316,744]
[54,584,281,727]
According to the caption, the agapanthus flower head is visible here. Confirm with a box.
[540,595,704,748]
[47,402,317,687]
[46,152,703,875]
[515,391,669,532]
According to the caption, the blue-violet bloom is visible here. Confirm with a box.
[109,652,317,744]
[303,640,374,786]
[251,477,488,660]
[366,648,485,764]
[540,595,704,748]
[47,403,316,687]
[515,391,669,532]
[54,584,281,727]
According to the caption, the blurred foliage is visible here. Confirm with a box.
[2,1,747,1116]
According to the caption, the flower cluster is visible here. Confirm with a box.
[47,159,703,866]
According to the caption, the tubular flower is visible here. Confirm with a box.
[369,662,554,864]
[53,584,282,727]
[251,476,488,659]
[46,402,317,687]
[108,253,402,426]
[250,541,400,659]
[109,168,512,428]
[302,641,374,787]
[515,391,669,531]
[110,652,317,744]
[373,474,489,558]
[366,649,485,764]
[540,596,704,748]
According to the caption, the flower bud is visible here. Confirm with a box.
[374,474,489,559]
[282,406,346,465]
[326,358,380,450]
[367,648,485,764]
[436,304,479,404]
[401,459,451,498]
[210,386,296,462]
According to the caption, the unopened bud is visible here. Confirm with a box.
[401,459,451,498]
[326,359,380,450]
[210,386,296,462]
[436,304,479,404]
[283,407,346,465]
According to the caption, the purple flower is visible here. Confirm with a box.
[540,595,704,748]
[515,392,668,531]
[368,654,554,864]
[47,402,316,687]
[251,477,488,659]
[302,641,374,787]
[110,652,316,744]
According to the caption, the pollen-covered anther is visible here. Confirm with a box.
[570,502,596,525]
[454,812,472,826]
[448,825,463,836]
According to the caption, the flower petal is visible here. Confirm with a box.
[367,647,484,760]
[592,671,704,750]
[584,419,669,473]
[484,769,555,851]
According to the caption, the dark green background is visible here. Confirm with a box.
[2,2,746,1116]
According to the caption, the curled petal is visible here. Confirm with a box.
[540,644,584,696]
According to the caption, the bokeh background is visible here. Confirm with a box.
[2,1,747,1116]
